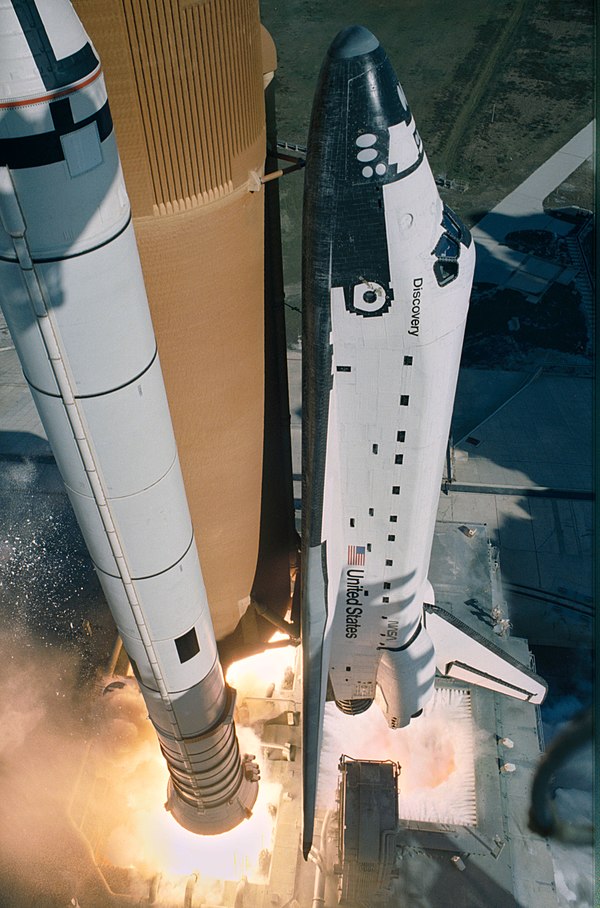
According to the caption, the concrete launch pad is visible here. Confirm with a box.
[74,525,556,908]
[0,317,559,906]
[303,524,558,908]
[391,524,558,908]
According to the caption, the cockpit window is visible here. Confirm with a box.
[442,209,460,239]
[442,204,472,248]
[433,234,460,261]
[434,260,459,286]
[431,204,472,286]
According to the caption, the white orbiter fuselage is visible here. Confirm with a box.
[301,25,546,856]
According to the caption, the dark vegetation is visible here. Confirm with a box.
[503,230,572,265]
[260,0,594,349]
[463,280,587,366]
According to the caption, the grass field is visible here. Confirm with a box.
[260,0,594,345]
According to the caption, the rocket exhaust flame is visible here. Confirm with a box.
[93,646,292,884]
[0,629,280,905]
[97,683,280,882]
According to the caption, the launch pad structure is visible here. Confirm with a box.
[305,523,559,908]
[0,1,589,905]
[0,321,560,906]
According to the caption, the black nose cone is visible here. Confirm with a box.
[328,25,380,59]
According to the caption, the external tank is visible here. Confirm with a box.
[74,0,272,642]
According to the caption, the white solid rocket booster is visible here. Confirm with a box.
[0,0,258,834]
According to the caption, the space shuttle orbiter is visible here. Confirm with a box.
[301,26,547,856]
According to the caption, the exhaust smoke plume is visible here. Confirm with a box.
[317,686,479,825]
[0,633,141,906]
[0,630,287,905]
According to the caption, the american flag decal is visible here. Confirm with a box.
[348,545,366,566]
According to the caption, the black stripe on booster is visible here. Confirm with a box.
[0,99,113,169]
[10,0,98,91]
[0,211,131,264]
[24,343,157,401]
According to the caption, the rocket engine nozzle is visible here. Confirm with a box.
[164,686,259,835]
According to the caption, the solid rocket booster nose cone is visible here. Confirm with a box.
[328,25,380,59]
